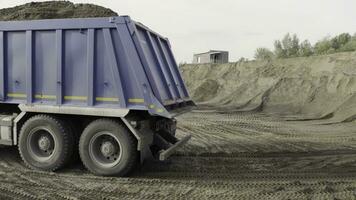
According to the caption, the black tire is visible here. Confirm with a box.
[18,115,74,171]
[79,119,138,176]
[66,119,81,164]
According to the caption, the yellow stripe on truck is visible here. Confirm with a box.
[96,97,119,102]
[156,108,164,113]
[8,93,120,103]
[7,93,27,98]
[64,96,87,101]
[128,98,144,103]
[35,95,56,100]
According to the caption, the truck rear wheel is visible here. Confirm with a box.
[18,115,74,171]
[79,119,138,176]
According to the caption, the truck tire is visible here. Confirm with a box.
[18,115,74,171]
[79,119,138,176]
[66,119,81,164]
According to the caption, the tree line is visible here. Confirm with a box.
[254,33,356,60]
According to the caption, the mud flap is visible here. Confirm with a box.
[140,143,154,163]
[159,134,191,161]
[121,118,154,164]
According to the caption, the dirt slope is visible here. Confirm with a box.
[0,1,117,21]
[181,52,356,123]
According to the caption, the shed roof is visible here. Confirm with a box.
[194,50,228,56]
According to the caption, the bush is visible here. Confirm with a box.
[254,48,274,61]
[340,40,356,52]
[314,38,333,55]
[274,33,300,58]
[274,40,286,58]
[333,33,351,49]
[253,32,356,61]
[237,57,248,63]
[299,40,313,57]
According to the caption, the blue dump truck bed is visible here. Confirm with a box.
[0,16,194,176]
[0,16,194,118]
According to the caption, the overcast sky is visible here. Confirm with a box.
[1,0,356,62]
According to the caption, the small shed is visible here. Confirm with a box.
[193,50,229,64]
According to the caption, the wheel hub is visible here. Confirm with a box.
[100,141,116,157]
[89,132,123,168]
[38,136,51,151]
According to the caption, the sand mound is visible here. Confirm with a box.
[181,52,356,123]
[0,1,117,21]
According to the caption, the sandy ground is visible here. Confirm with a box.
[1,106,356,199]
[181,52,356,123]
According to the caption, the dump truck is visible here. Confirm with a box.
[0,16,194,176]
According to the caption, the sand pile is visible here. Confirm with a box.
[0,1,117,21]
[181,52,356,123]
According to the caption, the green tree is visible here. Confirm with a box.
[340,40,356,52]
[254,48,274,61]
[314,38,332,55]
[331,33,351,50]
[337,33,351,46]
[237,57,248,62]
[299,40,313,57]
[274,33,300,58]
[274,40,286,58]
[281,33,293,57]
[261,32,356,61]
[289,34,300,57]
[330,37,339,50]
